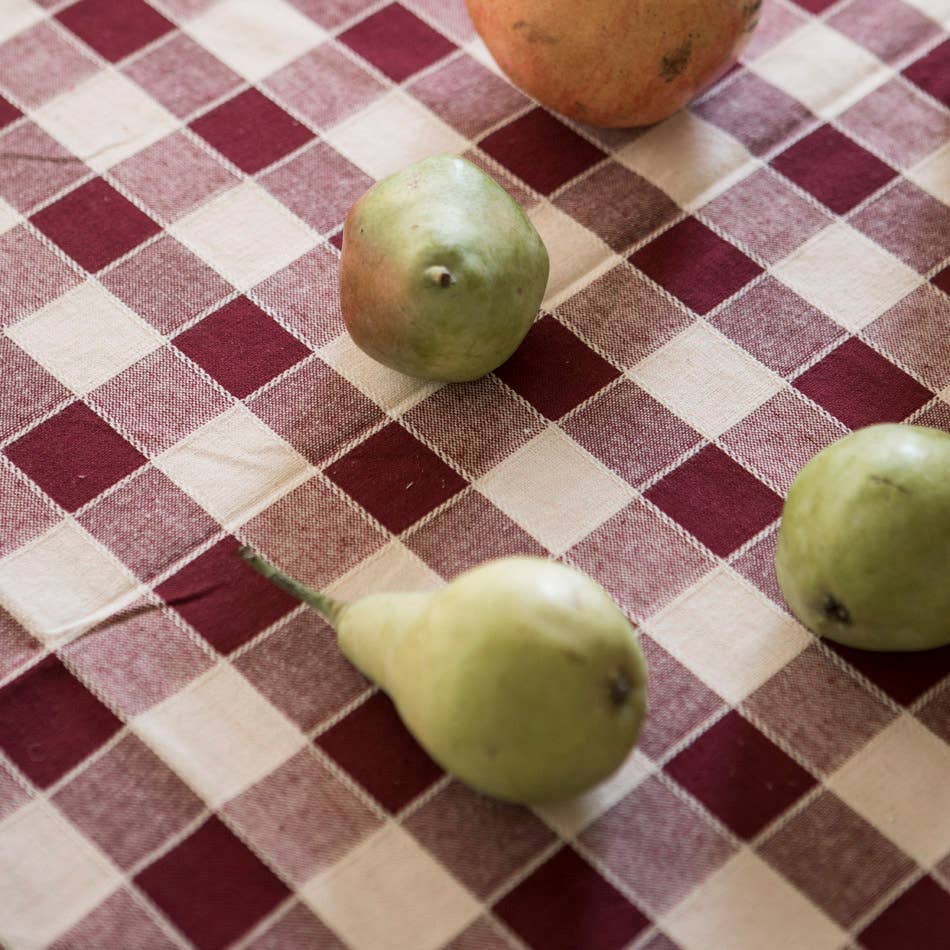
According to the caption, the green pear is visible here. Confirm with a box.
[775,424,950,651]
[339,154,549,383]
[240,550,647,804]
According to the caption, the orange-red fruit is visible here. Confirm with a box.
[465,0,761,128]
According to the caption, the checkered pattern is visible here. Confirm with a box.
[0,0,947,947]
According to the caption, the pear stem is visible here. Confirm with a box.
[237,546,345,626]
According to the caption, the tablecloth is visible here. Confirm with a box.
[0,0,948,947]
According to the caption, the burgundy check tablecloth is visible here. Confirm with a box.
[0,0,949,947]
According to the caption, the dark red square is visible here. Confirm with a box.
[56,0,174,62]
[860,876,950,950]
[792,0,837,11]
[0,655,121,788]
[189,88,315,174]
[827,640,950,707]
[631,218,763,315]
[325,422,467,534]
[340,3,456,82]
[933,266,950,296]
[665,711,816,839]
[136,815,290,950]
[494,315,620,419]
[315,691,443,812]
[771,125,896,214]
[155,536,299,654]
[173,297,310,398]
[0,95,21,130]
[494,846,649,950]
[30,178,160,272]
[904,40,950,106]
[479,108,606,195]
[794,338,933,430]
[644,445,783,557]
[4,402,146,512]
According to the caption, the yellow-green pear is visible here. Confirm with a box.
[240,551,648,804]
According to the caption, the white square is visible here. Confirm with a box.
[616,112,755,211]
[33,71,178,172]
[324,91,467,180]
[302,824,480,950]
[662,850,845,950]
[134,663,305,808]
[827,715,950,865]
[155,404,314,529]
[319,334,440,415]
[0,197,20,236]
[750,22,889,119]
[628,322,783,439]
[527,202,616,307]
[6,281,161,395]
[0,521,138,644]
[186,0,327,82]
[325,539,443,601]
[477,427,635,555]
[647,568,810,704]
[171,181,318,290]
[0,800,121,948]
[0,0,44,45]
[773,223,923,332]
[901,0,950,25]
[907,141,950,205]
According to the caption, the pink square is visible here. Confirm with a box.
[479,108,606,196]
[709,276,842,375]
[695,71,815,157]
[31,177,160,273]
[325,422,467,534]
[829,0,941,65]
[404,375,545,478]
[554,161,680,252]
[53,733,204,869]
[315,691,443,812]
[644,445,783,558]
[261,140,372,233]
[495,316,620,420]
[100,234,234,333]
[339,3,457,83]
[863,286,950,392]
[5,402,147,513]
[250,245,343,348]
[410,0,477,43]
[406,492,546,578]
[570,499,717,620]
[112,131,240,223]
[63,600,214,716]
[124,32,242,119]
[0,465,58,560]
[242,475,387,590]
[740,0,807,60]
[56,0,174,63]
[0,604,42,683]
[77,466,219,582]
[249,358,382,467]
[408,53,529,138]
[581,775,736,914]
[730,524,785,606]
[223,749,381,882]
[564,380,703,487]
[156,536,299,654]
[860,875,950,949]
[0,227,82,326]
[264,42,386,129]
[666,710,816,839]
[744,643,896,775]
[0,122,90,213]
[190,88,315,175]
[918,685,950,745]
[235,610,368,732]
[793,337,934,430]
[174,296,311,398]
[904,38,950,106]
[289,0,387,29]
[247,904,346,950]
[404,780,554,898]
[0,758,30,823]
[0,23,98,107]
[51,888,178,950]
[719,389,847,495]
[0,335,70,442]
[701,169,832,265]
[632,218,763,315]
[90,345,232,456]
[556,263,694,368]
[461,147,540,210]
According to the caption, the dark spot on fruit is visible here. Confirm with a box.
[822,594,851,625]
[661,38,693,82]
[512,20,558,44]
[608,671,632,707]
[870,474,911,495]
[439,271,452,288]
